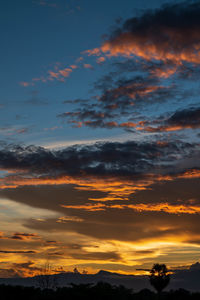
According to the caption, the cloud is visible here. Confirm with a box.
[49,68,73,79]
[0,261,41,278]
[0,140,196,179]
[0,232,5,239]
[139,107,200,132]
[162,107,200,130]
[24,205,200,244]
[0,140,198,203]
[0,126,30,137]
[59,110,114,123]
[62,98,89,105]
[0,231,40,241]
[62,203,200,215]
[10,232,40,241]
[57,215,84,223]
[19,81,34,87]
[20,63,78,87]
[100,1,200,69]
[57,75,174,130]
[83,64,94,70]
[1,176,200,268]
[96,57,106,64]
[0,250,36,254]
[70,251,121,262]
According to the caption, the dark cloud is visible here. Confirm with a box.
[167,107,200,129]
[0,140,195,179]
[23,208,200,243]
[10,232,39,241]
[57,75,174,131]
[70,251,121,262]
[59,110,108,120]
[0,231,40,242]
[47,252,64,256]
[140,107,200,132]
[0,250,36,254]
[96,76,165,110]
[129,177,200,206]
[63,99,89,105]
[45,240,59,244]
[0,184,105,213]
[101,1,200,66]
[133,250,156,255]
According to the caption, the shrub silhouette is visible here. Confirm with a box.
[149,263,170,293]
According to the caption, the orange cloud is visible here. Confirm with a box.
[0,168,199,203]
[0,173,154,202]
[100,30,200,65]
[96,57,106,64]
[48,71,60,79]
[83,64,93,69]
[62,202,200,215]
[138,124,200,133]
[61,203,106,211]
[0,261,45,278]
[150,65,178,78]
[101,82,160,102]
[69,65,78,69]
[83,2,200,82]
[0,232,4,239]
[178,169,200,179]
[120,122,137,128]
[83,48,101,56]
[58,68,73,77]
[19,81,34,87]
[48,67,73,81]
[21,62,78,87]
[112,203,200,215]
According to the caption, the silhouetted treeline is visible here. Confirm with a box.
[1,282,200,300]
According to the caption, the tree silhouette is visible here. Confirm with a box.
[35,262,57,290]
[149,263,170,293]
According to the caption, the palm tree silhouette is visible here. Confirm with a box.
[149,263,170,293]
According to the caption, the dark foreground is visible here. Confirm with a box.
[1,283,200,300]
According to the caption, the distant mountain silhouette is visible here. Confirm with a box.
[1,262,200,292]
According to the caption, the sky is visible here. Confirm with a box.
[0,0,200,278]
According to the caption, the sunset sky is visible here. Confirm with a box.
[1,0,200,277]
